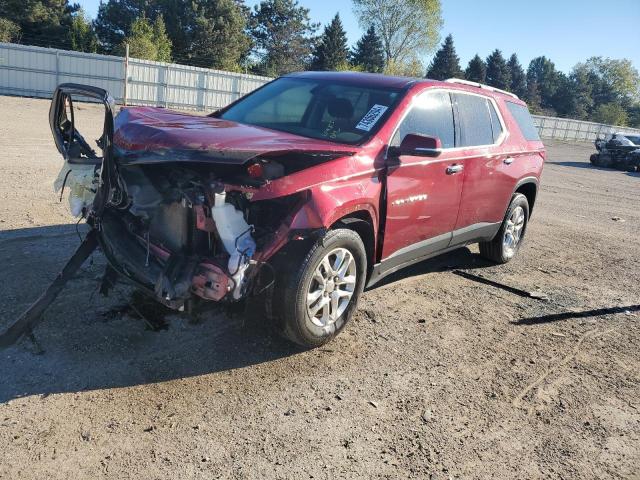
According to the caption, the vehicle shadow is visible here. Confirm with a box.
[512,305,640,325]
[550,161,609,170]
[551,161,639,176]
[0,225,495,403]
[368,246,494,290]
[0,224,301,403]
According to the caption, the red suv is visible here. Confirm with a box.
[44,72,544,348]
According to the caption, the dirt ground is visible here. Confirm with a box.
[0,95,638,479]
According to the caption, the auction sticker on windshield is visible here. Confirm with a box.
[355,104,389,131]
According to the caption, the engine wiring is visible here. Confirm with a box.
[251,260,276,296]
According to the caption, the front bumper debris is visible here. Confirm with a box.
[0,230,99,349]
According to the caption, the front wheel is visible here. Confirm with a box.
[479,193,529,264]
[270,228,367,348]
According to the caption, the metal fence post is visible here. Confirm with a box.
[197,71,206,111]
[123,43,129,106]
[551,117,558,139]
[232,76,240,102]
[55,50,60,88]
[164,65,170,108]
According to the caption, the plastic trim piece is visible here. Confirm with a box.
[366,221,500,288]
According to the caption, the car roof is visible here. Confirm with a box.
[284,71,421,89]
[284,71,524,103]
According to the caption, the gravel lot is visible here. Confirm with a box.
[0,95,639,479]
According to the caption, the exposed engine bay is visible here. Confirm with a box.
[94,161,302,309]
[53,119,311,312]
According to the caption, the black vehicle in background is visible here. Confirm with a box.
[591,133,640,171]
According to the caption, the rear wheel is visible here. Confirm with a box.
[270,228,367,348]
[479,193,529,264]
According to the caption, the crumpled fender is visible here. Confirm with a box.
[288,180,381,233]
[251,141,385,259]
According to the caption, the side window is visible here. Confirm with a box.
[392,91,455,148]
[505,101,540,141]
[454,93,495,147]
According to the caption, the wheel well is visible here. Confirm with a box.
[331,211,376,278]
[515,182,537,215]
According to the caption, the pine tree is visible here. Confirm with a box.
[350,25,385,73]
[426,34,463,80]
[0,18,20,42]
[551,73,578,118]
[525,79,542,114]
[67,10,98,53]
[249,0,319,76]
[568,65,594,120]
[116,16,172,62]
[311,13,349,70]
[464,54,486,83]
[152,16,172,63]
[0,0,79,49]
[485,49,511,90]
[188,0,251,70]
[507,53,527,98]
[94,0,250,69]
[526,56,560,110]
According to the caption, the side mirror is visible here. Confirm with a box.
[399,134,442,157]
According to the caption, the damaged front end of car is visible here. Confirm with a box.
[0,83,348,347]
[94,159,308,311]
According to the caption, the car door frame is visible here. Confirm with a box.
[369,87,514,287]
[370,87,466,284]
[449,91,514,246]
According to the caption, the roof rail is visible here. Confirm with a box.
[444,78,519,100]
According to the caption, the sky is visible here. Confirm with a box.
[76,0,640,73]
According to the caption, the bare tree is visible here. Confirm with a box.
[352,0,442,66]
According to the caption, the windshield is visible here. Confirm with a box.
[623,135,640,145]
[218,77,401,144]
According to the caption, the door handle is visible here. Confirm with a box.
[503,157,514,165]
[446,164,464,175]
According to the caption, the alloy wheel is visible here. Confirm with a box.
[503,205,525,258]
[306,247,357,327]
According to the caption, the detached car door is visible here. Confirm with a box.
[382,90,464,261]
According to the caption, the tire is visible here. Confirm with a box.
[479,193,529,264]
[270,228,367,348]
[589,153,599,165]
[598,154,613,168]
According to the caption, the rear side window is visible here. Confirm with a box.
[506,101,540,141]
[453,93,495,147]
[392,91,455,148]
